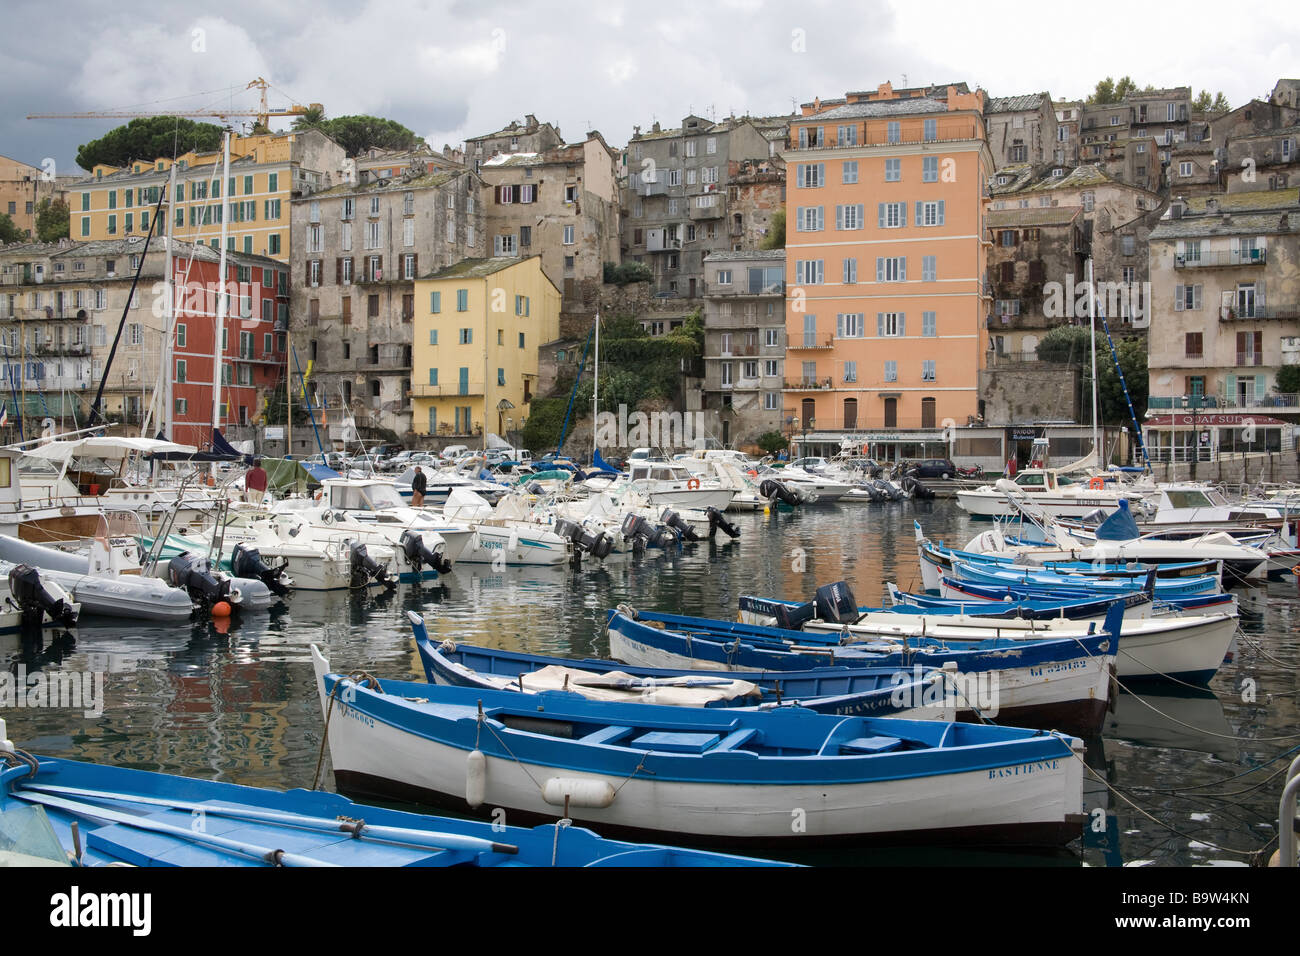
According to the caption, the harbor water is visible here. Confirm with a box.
[4,499,1297,866]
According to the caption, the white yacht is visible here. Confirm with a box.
[955,469,1143,519]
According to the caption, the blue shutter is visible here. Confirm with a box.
[878,203,885,228]
[1257,280,1266,312]
[877,313,884,336]
[836,313,844,338]
[937,201,945,225]
[916,201,924,226]
[1256,374,1267,399]
[835,205,843,230]
[876,257,884,282]
[1225,373,1236,403]
[899,258,907,281]
[898,313,907,336]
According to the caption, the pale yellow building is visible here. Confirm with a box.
[411,256,559,441]
[67,129,346,263]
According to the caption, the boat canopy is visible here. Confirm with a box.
[23,436,198,463]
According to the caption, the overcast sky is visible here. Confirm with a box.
[3,0,1296,175]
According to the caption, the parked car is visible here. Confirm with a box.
[908,458,958,480]
[441,445,469,460]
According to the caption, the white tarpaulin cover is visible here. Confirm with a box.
[22,436,198,462]
[472,664,762,706]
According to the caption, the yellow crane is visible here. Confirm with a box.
[27,78,321,129]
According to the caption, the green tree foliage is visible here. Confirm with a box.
[1035,325,1092,364]
[1275,365,1300,394]
[76,117,223,171]
[760,208,785,250]
[1087,76,1138,105]
[520,397,569,451]
[603,261,652,285]
[755,430,789,456]
[293,112,421,156]
[0,213,23,244]
[1192,90,1231,113]
[1211,92,1230,113]
[34,199,69,241]
[1087,337,1148,426]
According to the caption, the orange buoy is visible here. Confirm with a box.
[211,615,231,635]
[211,600,232,618]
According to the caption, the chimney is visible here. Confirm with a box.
[525,113,538,130]
[651,121,661,133]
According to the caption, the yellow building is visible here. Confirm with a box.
[412,256,559,441]
[67,129,345,263]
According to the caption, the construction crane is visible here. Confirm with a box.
[28,78,321,129]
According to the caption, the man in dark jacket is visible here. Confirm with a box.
[411,466,428,507]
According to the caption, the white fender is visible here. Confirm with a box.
[542,777,616,809]
[466,749,486,808]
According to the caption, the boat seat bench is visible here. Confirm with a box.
[837,736,904,755]
[580,725,636,746]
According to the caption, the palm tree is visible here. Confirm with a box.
[293,106,327,130]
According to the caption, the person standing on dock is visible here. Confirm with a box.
[245,458,269,503]
[411,466,427,507]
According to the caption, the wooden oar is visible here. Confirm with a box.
[21,784,518,856]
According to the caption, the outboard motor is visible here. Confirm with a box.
[400,529,451,576]
[902,476,936,500]
[524,481,545,497]
[705,506,740,540]
[758,479,800,507]
[7,564,79,630]
[231,543,292,597]
[556,518,614,561]
[814,581,860,626]
[660,510,701,542]
[167,552,234,608]
[621,513,675,550]
[349,540,396,590]
[738,595,815,630]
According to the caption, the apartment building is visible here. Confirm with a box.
[782,83,993,442]
[68,129,346,263]
[1145,190,1300,460]
[411,256,559,441]
[1054,101,1084,167]
[479,133,621,308]
[1,154,72,239]
[985,94,1058,169]
[699,250,786,445]
[289,167,483,438]
[621,114,787,299]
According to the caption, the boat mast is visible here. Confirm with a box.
[161,162,177,440]
[1087,257,1099,465]
[211,129,231,450]
[591,310,599,465]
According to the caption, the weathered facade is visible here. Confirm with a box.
[985,94,1058,169]
[465,115,563,174]
[0,154,70,239]
[699,250,786,447]
[1145,190,1300,462]
[621,114,788,300]
[479,134,621,309]
[728,158,786,250]
[289,167,484,439]
[1054,101,1083,167]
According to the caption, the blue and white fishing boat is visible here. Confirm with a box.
[946,557,1221,597]
[410,613,954,720]
[0,729,790,867]
[606,607,1118,734]
[309,645,1087,847]
[930,575,1237,616]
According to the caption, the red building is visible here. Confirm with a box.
[170,246,288,448]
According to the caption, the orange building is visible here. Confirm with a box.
[782,83,993,455]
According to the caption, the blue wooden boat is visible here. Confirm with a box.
[605,607,1118,734]
[918,535,1219,581]
[948,557,1220,596]
[310,644,1088,848]
[933,575,1237,615]
[0,735,791,867]
[409,612,953,720]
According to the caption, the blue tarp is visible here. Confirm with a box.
[302,462,340,483]
[590,449,621,474]
[1095,498,1140,541]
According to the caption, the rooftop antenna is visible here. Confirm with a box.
[902,73,908,87]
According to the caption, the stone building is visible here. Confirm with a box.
[728,158,786,250]
[465,115,563,173]
[0,154,71,239]
[699,250,787,447]
[1079,100,1161,190]
[289,167,484,439]
[354,144,464,183]
[620,114,787,300]
[1144,189,1300,462]
[478,134,621,309]
[985,93,1058,169]
[1054,101,1083,167]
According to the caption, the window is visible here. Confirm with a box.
[836,125,857,147]
[563,225,574,245]
[721,363,733,386]
[878,202,905,228]
[367,294,379,318]
[403,254,416,280]
[842,258,857,283]
[457,289,469,312]
[922,256,936,282]
[1173,284,1202,311]
[878,312,904,336]
[921,360,936,382]
[1236,284,1258,318]
[1179,161,1193,177]
[342,257,353,284]
[497,368,506,386]
[107,214,116,235]
[796,163,824,188]
[1185,332,1203,358]
[843,360,857,383]
[884,158,901,182]
[717,269,732,285]
[1121,235,1135,255]
[706,137,717,154]
[887,122,901,144]
[884,360,897,382]
[1081,191,1094,212]
[764,360,778,377]
[370,196,380,215]
[403,219,414,247]
[764,392,780,410]
[765,328,780,347]
[459,329,472,345]
[924,119,937,141]
[999,230,1017,247]
[877,257,907,282]
[917,200,945,227]
[429,329,438,345]
[836,204,863,230]
[430,291,441,313]
[922,311,936,336]
[796,206,824,231]
[836,313,865,338]
[175,359,186,383]
[365,221,380,249]
[841,160,858,184]
[494,234,518,256]
[80,216,89,236]
[794,260,824,284]
[519,332,525,349]
[921,156,939,183]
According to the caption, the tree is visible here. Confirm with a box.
[755,430,788,456]
[1035,325,1092,364]
[1275,365,1300,394]
[1088,337,1148,425]
[760,208,785,250]
[305,115,421,156]
[1211,92,1231,113]
[0,213,23,244]
[35,198,69,241]
[1087,76,1137,105]
[291,105,327,130]
[76,117,223,171]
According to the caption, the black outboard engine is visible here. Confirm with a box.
[814,581,861,626]
[400,529,452,576]
[556,518,614,561]
[660,510,701,542]
[758,479,800,507]
[902,476,935,500]
[231,543,292,597]
[349,540,396,590]
[7,564,79,630]
[167,552,233,607]
[621,513,675,550]
[524,481,545,497]
[705,506,740,540]
[738,595,815,630]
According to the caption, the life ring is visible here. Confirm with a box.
[687,478,700,490]
[1088,477,1105,490]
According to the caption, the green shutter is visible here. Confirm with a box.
[1225,373,1236,404]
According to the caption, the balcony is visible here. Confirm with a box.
[411,382,485,398]
[638,181,669,197]
[707,280,785,297]
[714,343,760,357]
[787,334,834,350]
[645,238,683,253]
[1216,391,1300,410]
[1148,395,1219,410]
[783,377,833,390]
[1236,352,1263,367]
[1175,249,1267,268]
[786,120,983,151]
[1220,306,1300,321]
[689,202,724,221]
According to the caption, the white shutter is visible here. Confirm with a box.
[1174,285,1184,311]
